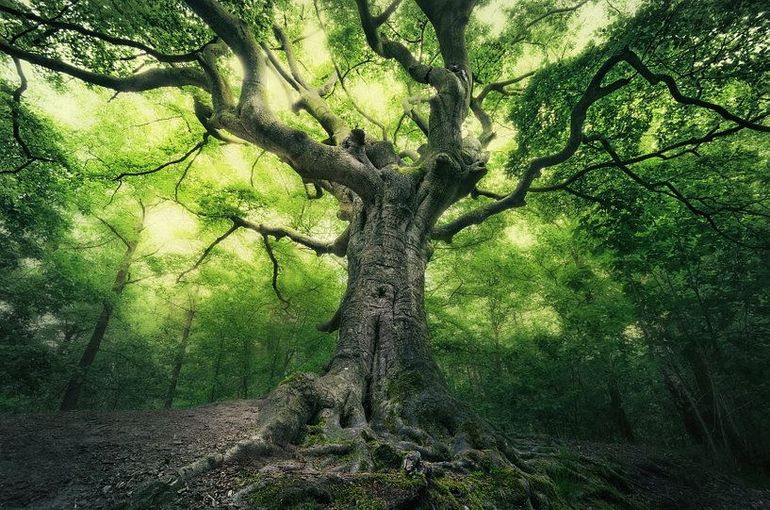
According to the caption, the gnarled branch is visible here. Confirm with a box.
[233,217,349,257]
[184,0,382,201]
[0,4,214,64]
[0,38,209,92]
[1,57,58,175]
[433,51,632,241]
[433,47,770,242]
[592,134,769,249]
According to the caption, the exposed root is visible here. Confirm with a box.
[123,372,634,509]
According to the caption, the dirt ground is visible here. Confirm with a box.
[1,399,768,509]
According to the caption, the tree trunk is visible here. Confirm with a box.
[223,156,511,476]
[164,308,195,409]
[317,174,462,436]
[688,348,748,463]
[60,236,137,411]
[660,363,718,454]
[607,375,634,441]
[209,336,224,403]
[240,336,252,399]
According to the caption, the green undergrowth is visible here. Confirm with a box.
[527,448,639,510]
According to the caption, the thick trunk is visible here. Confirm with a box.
[237,142,500,463]
[321,173,457,436]
[60,239,137,411]
[164,308,195,409]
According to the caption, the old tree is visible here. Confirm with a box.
[1,0,769,507]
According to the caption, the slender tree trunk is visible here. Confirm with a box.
[209,336,224,403]
[60,236,137,411]
[660,363,719,454]
[607,375,634,441]
[240,336,252,399]
[164,308,195,409]
[688,348,748,463]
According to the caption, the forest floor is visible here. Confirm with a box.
[1,399,768,510]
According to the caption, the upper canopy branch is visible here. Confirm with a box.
[591,134,769,249]
[373,0,404,26]
[312,2,387,140]
[620,48,770,133]
[0,37,210,92]
[529,120,764,193]
[475,71,535,103]
[432,50,632,241]
[471,71,535,147]
[433,47,770,242]
[232,216,350,257]
[183,0,264,99]
[113,136,209,181]
[356,0,477,152]
[183,0,381,201]
[354,0,433,84]
[0,4,214,64]
[1,57,58,175]
[177,217,348,283]
[414,0,476,67]
[270,24,309,90]
[262,23,351,144]
[95,216,132,249]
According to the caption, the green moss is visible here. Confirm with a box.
[526,472,559,500]
[371,442,402,470]
[279,372,309,386]
[242,468,535,509]
[242,472,427,509]
[428,468,531,509]
[241,448,639,509]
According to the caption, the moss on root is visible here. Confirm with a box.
[236,443,639,510]
[238,468,557,509]
[237,472,426,510]
[430,468,532,509]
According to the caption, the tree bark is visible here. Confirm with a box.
[317,170,461,436]
[607,375,634,441]
[240,336,252,399]
[208,336,224,403]
[164,308,196,409]
[60,236,138,411]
